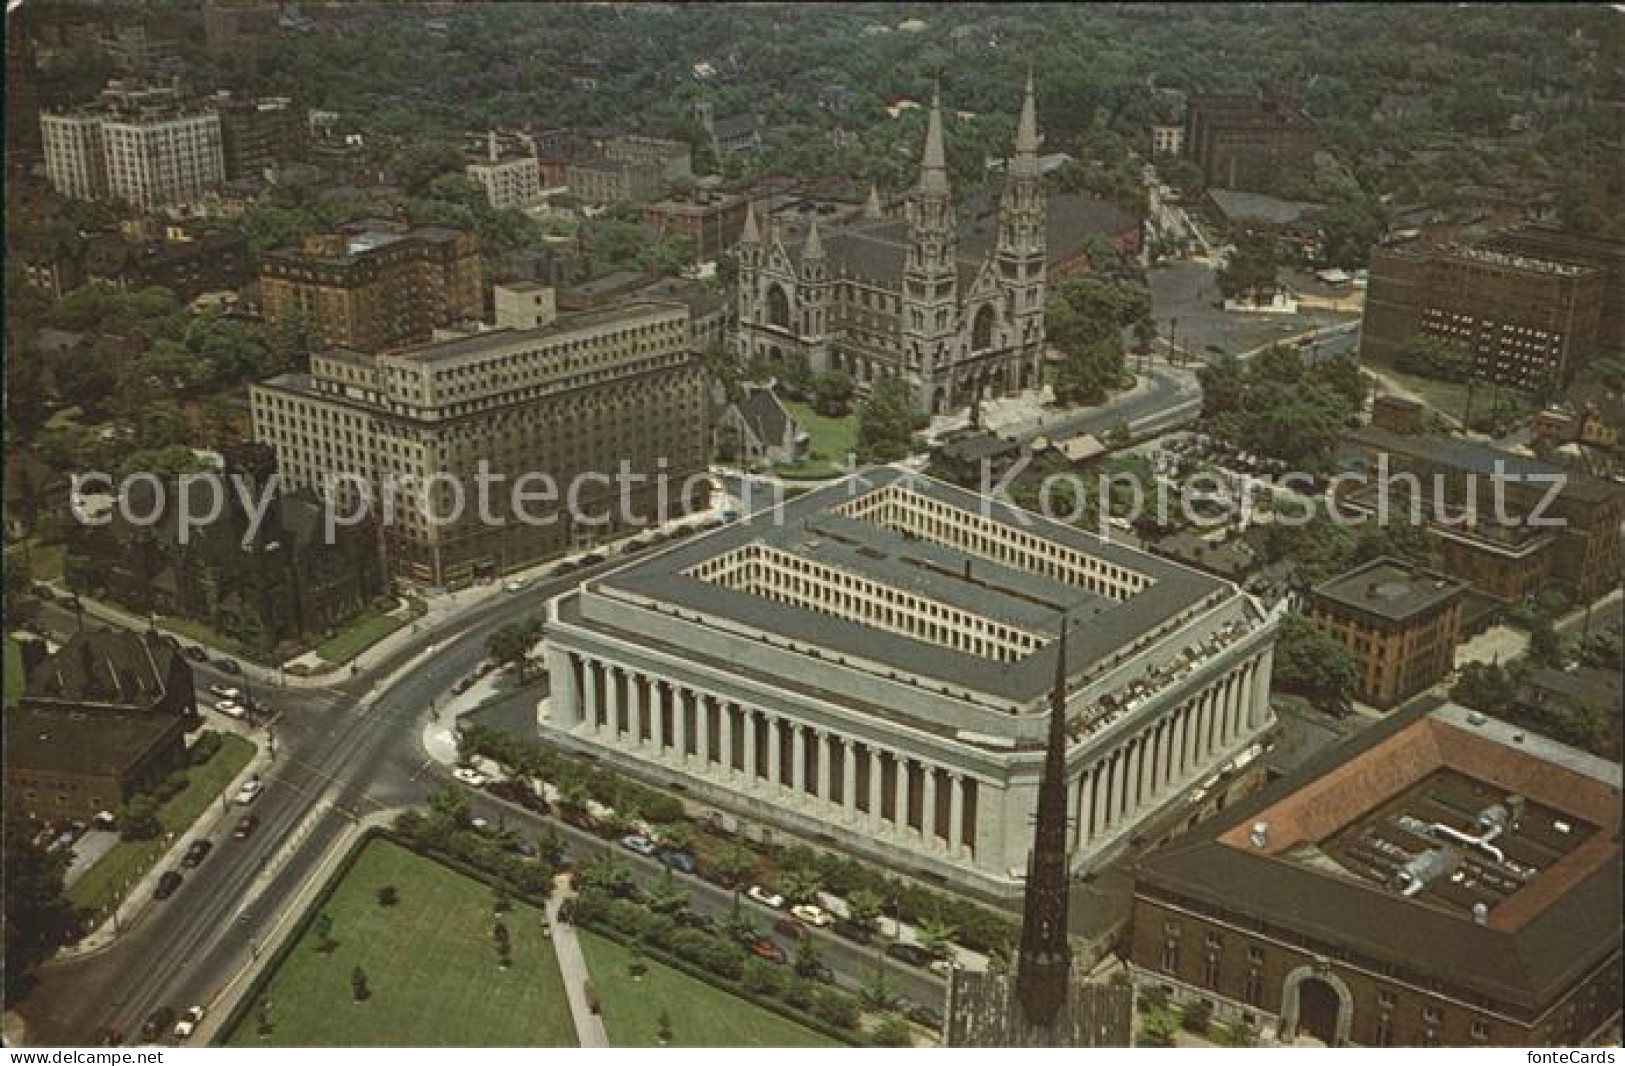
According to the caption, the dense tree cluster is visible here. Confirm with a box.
[1196,346,1365,473]
[1270,613,1356,709]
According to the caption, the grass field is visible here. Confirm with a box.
[778,402,857,479]
[156,615,270,665]
[4,638,23,708]
[577,931,837,1048]
[69,734,256,916]
[226,839,576,1047]
[316,610,408,664]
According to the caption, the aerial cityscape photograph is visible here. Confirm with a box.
[1,1,1621,1054]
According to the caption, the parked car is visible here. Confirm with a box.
[656,849,695,874]
[746,884,785,909]
[172,1005,206,1041]
[139,1008,177,1043]
[580,553,605,566]
[831,919,872,945]
[181,645,209,663]
[452,766,488,787]
[504,577,532,593]
[208,684,241,700]
[773,917,808,941]
[749,937,787,964]
[929,957,955,978]
[212,657,242,675]
[885,942,936,969]
[619,834,658,857]
[790,903,833,927]
[906,1003,943,1029]
[153,871,183,900]
[233,814,260,839]
[233,779,263,805]
[215,700,244,718]
[180,839,213,868]
[31,582,55,601]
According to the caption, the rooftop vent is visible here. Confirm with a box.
[1249,820,1269,848]
[1472,902,1489,925]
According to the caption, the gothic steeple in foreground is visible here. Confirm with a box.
[1015,616,1075,1027]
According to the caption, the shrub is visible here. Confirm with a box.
[811,989,861,1030]
[1181,999,1213,1034]
[188,731,224,766]
[376,885,400,907]
[871,1016,912,1047]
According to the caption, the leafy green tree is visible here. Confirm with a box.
[812,371,856,416]
[351,965,371,1002]
[1218,235,1279,299]
[780,867,823,905]
[845,888,885,932]
[855,378,926,462]
[871,1016,912,1046]
[913,919,958,961]
[118,794,162,841]
[2,819,77,992]
[1271,613,1356,708]
[712,842,758,887]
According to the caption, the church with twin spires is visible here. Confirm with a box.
[735,76,1047,415]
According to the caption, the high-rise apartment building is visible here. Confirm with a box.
[42,83,226,211]
[250,301,709,587]
[259,222,484,354]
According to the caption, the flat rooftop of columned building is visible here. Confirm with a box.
[577,467,1230,704]
[1137,697,1622,1006]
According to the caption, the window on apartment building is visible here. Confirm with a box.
[1470,1019,1489,1042]
[1161,938,1181,973]
[1243,969,1264,1007]
[1201,952,1221,988]
[1374,1014,1394,1047]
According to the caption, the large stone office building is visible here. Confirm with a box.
[251,301,708,588]
[1129,698,1622,1047]
[541,469,1279,898]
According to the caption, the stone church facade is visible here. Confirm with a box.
[736,78,1048,415]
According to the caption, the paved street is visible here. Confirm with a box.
[14,557,626,1046]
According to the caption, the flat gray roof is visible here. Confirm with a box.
[587,468,1229,702]
[1312,556,1466,622]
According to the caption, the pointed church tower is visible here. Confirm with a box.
[904,84,961,414]
[863,182,883,221]
[735,200,763,352]
[800,216,832,372]
[997,71,1047,394]
[1015,617,1075,1029]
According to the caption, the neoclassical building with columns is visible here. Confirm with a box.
[540,468,1279,898]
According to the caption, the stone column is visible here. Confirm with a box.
[842,740,857,819]
[697,695,712,768]
[1127,737,1144,815]
[868,749,884,832]
[768,717,782,788]
[606,667,623,742]
[720,702,735,776]
[1077,765,1094,848]
[949,773,966,858]
[893,754,910,835]
[744,709,758,785]
[1253,654,1273,727]
[817,731,832,806]
[792,723,807,795]
[631,673,648,750]
[674,687,688,762]
[582,659,600,735]
[922,764,939,848]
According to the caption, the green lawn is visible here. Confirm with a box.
[226,838,576,1047]
[577,931,838,1048]
[69,733,256,917]
[4,638,23,708]
[316,610,408,664]
[779,402,857,479]
[156,615,271,665]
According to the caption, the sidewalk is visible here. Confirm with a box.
[60,719,268,959]
[547,874,609,1048]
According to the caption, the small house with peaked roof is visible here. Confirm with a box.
[714,386,807,467]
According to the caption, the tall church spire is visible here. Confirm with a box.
[802,215,825,261]
[864,182,883,220]
[918,82,950,197]
[740,199,761,245]
[1015,616,1074,1028]
[1011,68,1040,178]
